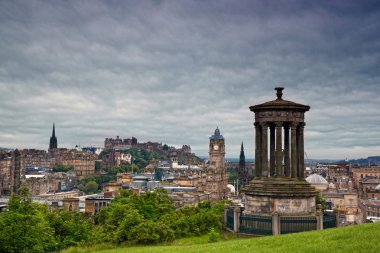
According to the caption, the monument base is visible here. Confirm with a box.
[243,177,317,215]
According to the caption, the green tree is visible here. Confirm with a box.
[0,184,56,253]
[84,181,99,194]
[95,160,101,171]
[129,220,174,244]
[52,163,73,173]
[115,209,144,243]
[316,191,328,212]
[47,210,91,249]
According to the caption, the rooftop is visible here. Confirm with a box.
[306,174,328,185]
[250,87,310,112]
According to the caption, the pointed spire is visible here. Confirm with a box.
[49,123,57,149]
[52,123,56,137]
[239,140,247,185]
[240,141,245,159]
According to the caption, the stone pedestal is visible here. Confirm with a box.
[243,177,317,215]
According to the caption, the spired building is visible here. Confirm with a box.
[243,87,317,215]
[49,123,58,150]
[238,142,248,187]
[206,127,228,201]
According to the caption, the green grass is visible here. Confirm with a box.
[62,222,380,253]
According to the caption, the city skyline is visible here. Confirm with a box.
[1,1,380,159]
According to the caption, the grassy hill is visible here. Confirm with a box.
[63,222,380,253]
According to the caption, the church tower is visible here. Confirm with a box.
[209,127,225,169]
[49,123,58,150]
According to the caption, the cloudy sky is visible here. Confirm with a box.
[1,0,380,159]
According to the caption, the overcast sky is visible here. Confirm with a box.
[1,0,380,159]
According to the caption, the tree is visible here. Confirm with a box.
[95,160,101,171]
[129,221,174,244]
[52,164,73,173]
[47,210,91,249]
[115,209,144,243]
[316,191,328,212]
[84,181,99,194]
[0,184,56,253]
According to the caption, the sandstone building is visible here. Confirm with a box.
[206,127,228,201]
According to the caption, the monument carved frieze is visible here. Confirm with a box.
[255,110,305,123]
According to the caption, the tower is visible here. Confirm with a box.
[49,123,57,150]
[238,142,248,186]
[207,127,228,201]
[209,127,225,169]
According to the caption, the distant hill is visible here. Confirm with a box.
[225,158,254,163]
[200,155,380,166]
[0,147,13,152]
[198,156,255,163]
[336,156,380,166]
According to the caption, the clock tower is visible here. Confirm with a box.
[207,127,228,201]
[209,127,225,170]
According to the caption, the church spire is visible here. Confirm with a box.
[239,142,245,168]
[238,141,247,186]
[49,123,57,150]
[52,123,55,137]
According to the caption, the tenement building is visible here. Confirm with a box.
[0,151,12,195]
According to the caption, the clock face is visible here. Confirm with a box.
[213,145,219,150]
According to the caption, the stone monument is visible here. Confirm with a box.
[243,87,317,215]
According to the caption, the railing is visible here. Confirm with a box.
[226,209,234,230]
[240,214,272,235]
[280,216,317,234]
[225,207,331,235]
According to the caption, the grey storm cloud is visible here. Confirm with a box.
[1,0,380,159]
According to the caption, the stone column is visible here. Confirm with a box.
[270,124,275,177]
[272,212,280,235]
[291,123,297,179]
[255,123,261,177]
[296,125,300,177]
[261,123,269,177]
[275,122,283,177]
[233,206,241,233]
[284,124,290,177]
[316,207,323,230]
[298,123,305,178]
